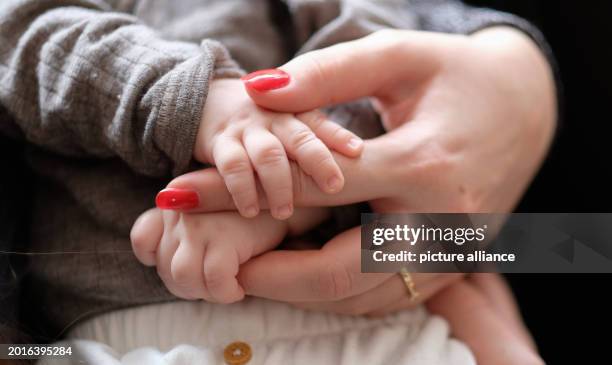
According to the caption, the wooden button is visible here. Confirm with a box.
[224,341,252,365]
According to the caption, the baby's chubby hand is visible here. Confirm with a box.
[130,207,329,303]
[192,78,363,220]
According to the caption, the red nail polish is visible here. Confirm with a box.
[156,188,199,210]
[241,69,290,92]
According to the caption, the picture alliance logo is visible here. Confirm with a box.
[371,224,489,246]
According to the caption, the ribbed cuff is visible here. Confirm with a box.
[155,40,243,176]
[414,1,562,126]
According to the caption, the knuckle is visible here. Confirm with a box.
[330,125,352,143]
[290,162,306,200]
[416,151,455,177]
[170,260,195,288]
[230,189,257,206]
[218,157,251,177]
[314,153,336,170]
[178,218,206,242]
[292,136,332,168]
[299,54,339,106]
[315,259,353,300]
[225,189,240,208]
[303,53,329,84]
[254,146,286,167]
[290,129,318,152]
[301,111,327,132]
[273,185,294,199]
[204,267,228,291]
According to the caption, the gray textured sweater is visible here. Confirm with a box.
[0,0,554,338]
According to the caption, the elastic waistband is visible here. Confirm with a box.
[69,297,428,353]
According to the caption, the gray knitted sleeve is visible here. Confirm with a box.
[0,0,243,177]
[410,0,550,51]
[409,0,560,112]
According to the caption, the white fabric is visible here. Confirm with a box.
[40,298,475,365]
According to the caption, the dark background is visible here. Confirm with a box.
[466,0,612,363]
[2,0,611,363]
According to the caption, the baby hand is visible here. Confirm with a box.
[193,79,363,220]
[130,207,329,303]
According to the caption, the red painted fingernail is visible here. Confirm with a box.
[155,188,200,210]
[241,68,290,92]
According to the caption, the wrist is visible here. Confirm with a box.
[195,79,246,164]
[194,122,218,165]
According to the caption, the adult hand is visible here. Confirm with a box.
[428,274,543,365]
[156,27,556,312]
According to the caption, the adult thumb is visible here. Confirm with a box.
[241,30,440,113]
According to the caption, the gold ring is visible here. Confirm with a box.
[399,268,420,302]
